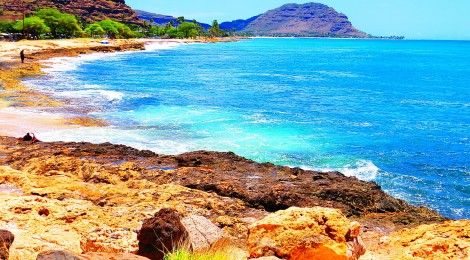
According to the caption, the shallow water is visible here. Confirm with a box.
[24,39,470,219]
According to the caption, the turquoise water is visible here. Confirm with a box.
[26,39,470,219]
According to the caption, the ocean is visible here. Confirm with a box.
[24,38,470,219]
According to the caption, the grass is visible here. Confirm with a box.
[163,239,246,260]
[164,249,239,260]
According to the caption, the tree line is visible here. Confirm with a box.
[0,8,227,39]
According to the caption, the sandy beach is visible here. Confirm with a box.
[0,38,195,137]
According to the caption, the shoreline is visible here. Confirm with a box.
[0,38,204,137]
[0,37,244,137]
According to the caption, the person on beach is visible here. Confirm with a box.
[31,133,40,143]
[20,50,25,63]
[18,133,40,143]
[22,133,32,141]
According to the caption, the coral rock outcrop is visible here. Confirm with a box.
[363,220,470,260]
[247,207,365,260]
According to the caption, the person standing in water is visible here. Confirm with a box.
[20,50,25,63]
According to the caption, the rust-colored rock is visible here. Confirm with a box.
[0,230,14,260]
[0,136,455,260]
[247,207,365,260]
[137,208,189,260]
[363,220,470,260]
[0,136,444,228]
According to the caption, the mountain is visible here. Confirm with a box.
[0,0,141,24]
[220,15,260,32]
[136,10,211,30]
[221,2,368,38]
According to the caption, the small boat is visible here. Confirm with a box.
[100,39,110,45]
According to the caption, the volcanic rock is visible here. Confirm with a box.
[137,208,189,260]
[0,230,14,260]
[0,136,453,259]
[0,136,444,228]
[247,207,366,259]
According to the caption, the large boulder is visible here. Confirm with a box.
[137,208,189,260]
[247,207,365,260]
[0,230,14,260]
[181,215,224,251]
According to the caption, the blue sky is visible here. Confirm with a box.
[127,0,470,40]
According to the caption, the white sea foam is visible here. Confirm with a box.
[302,159,380,181]
[144,41,184,51]
[41,52,124,73]
[56,89,124,102]
[38,127,193,155]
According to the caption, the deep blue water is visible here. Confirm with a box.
[26,39,470,219]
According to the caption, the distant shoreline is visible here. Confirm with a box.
[0,37,247,137]
[0,38,189,137]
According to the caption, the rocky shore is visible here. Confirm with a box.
[0,136,468,259]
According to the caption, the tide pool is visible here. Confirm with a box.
[25,38,470,219]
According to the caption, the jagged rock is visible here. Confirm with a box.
[137,208,189,260]
[181,215,224,251]
[0,162,264,259]
[0,230,14,260]
[362,220,470,259]
[0,136,444,229]
[0,137,453,260]
[247,207,365,260]
[36,250,80,260]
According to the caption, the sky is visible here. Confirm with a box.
[127,0,470,40]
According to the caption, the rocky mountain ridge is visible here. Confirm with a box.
[0,0,141,24]
[221,2,369,37]
[136,2,369,38]
[135,9,211,30]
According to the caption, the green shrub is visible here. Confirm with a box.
[14,16,50,39]
[0,20,16,33]
[85,23,105,38]
[97,19,136,38]
[36,8,82,38]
